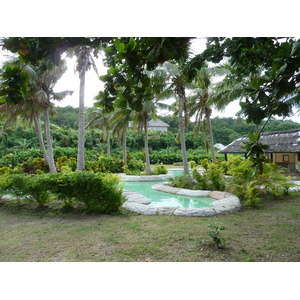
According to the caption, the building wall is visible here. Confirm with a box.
[274,153,295,163]
[148,126,168,132]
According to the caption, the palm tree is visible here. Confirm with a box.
[109,107,132,163]
[85,107,113,156]
[130,71,172,174]
[157,62,190,175]
[69,46,99,171]
[188,64,229,163]
[0,58,72,172]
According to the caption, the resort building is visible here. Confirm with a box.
[129,119,169,132]
[218,129,300,173]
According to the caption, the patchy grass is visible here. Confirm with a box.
[0,194,299,262]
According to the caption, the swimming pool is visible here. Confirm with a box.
[123,181,215,208]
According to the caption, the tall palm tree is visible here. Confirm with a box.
[130,71,171,174]
[69,46,99,171]
[0,58,72,172]
[158,62,190,175]
[188,64,229,163]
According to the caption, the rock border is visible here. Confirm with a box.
[122,182,241,217]
[119,172,175,182]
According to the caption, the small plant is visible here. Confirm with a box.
[207,224,225,249]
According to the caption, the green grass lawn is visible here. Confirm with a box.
[0,193,299,262]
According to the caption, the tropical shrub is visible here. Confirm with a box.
[169,175,195,189]
[47,171,123,214]
[226,157,291,207]
[205,163,226,191]
[55,156,77,172]
[85,155,125,173]
[0,172,124,214]
[124,159,145,175]
[22,157,50,174]
[152,163,168,175]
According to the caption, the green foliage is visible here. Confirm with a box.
[200,158,209,171]
[205,163,226,191]
[123,159,145,175]
[242,131,270,175]
[55,156,77,172]
[152,163,168,175]
[171,161,225,191]
[188,161,197,169]
[47,171,123,214]
[207,224,225,249]
[85,156,125,173]
[191,168,208,190]
[0,64,31,105]
[22,157,49,174]
[226,157,291,207]
[169,175,195,189]
[0,172,124,214]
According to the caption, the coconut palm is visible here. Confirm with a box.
[188,64,229,163]
[130,70,172,174]
[85,107,113,156]
[155,62,190,175]
[109,107,132,163]
[69,46,99,171]
[0,58,72,172]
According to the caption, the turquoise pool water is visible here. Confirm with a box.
[171,170,184,177]
[122,181,214,208]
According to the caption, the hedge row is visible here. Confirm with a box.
[0,171,124,214]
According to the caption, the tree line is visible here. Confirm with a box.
[1,107,299,157]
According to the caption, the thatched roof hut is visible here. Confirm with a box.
[219,129,300,173]
[218,129,300,154]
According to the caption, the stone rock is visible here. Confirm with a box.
[173,207,216,217]
[212,195,241,214]
[176,189,209,197]
[123,191,151,204]
[157,207,177,215]
[122,202,157,215]
[152,184,180,194]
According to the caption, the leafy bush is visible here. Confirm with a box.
[85,155,125,173]
[205,163,226,191]
[170,161,225,191]
[22,157,50,174]
[123,159,145,175]
[55,156,77,172]
[152,163,168,175]
[0,172,124,214]
[169,175,195,189]
[226,157,291,207]
[48,171,124,213]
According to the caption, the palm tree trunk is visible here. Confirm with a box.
[106,130,111,157]
[144,118,152,174]
[178,95,190,175]
[33,113,49,164]
[77,68,86,171]
[206,114,216,163]
[44,108,57,172]
[122,126,127,163]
